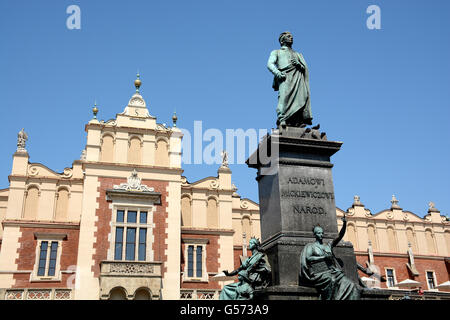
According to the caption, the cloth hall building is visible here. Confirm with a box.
[0,78,448,300]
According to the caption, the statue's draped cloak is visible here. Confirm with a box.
[299,242,360,300]
[271,50,312,126]
[219,251,271,300]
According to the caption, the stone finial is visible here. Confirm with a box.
[220,150,229,168]
[80,149,86,161]
[428,201,440,213]
[16,128,28,152]
[390,194,401,209]
[352,195,364,207]
[231,183,240,197]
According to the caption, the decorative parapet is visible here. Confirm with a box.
[100,261,162,277]
[4,289,72,300]
[180,289,220,300]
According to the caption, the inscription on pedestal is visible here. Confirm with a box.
[247,127,345,288]
[281,176,335,216]
[276,166,338,236]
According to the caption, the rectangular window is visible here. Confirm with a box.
[114,227,124,260]
[36,240,60,278]
[113,209,150,262]
[427,271,436,289]
[386,269,395,287]
[127,211,137,223]
[196,246,203,278]
[47,242,58,276]
[184,243,206,281]
[187,245,194,277]
[116,210,124,223]
[138,228,147,261]
[37,241,48,276]
[140,211,147,224]
[126,227,136,261]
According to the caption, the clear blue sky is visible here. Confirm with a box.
[0,0,449,217]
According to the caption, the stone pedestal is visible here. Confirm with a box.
[254,286,394,300]
[247,126,358,288]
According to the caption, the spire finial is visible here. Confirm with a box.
[172,110,178,127]
[134,72,141,93]
[92,101,98,119]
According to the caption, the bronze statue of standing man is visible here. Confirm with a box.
[267,32,312,127]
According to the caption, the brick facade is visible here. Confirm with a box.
[355,252,450,291]
[92,177,169,277]
[12,225,79,288]
[180,233,221,290]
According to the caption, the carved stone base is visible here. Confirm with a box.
[262,234,359,286]
[254,285,395,300]
[99,261,162,300]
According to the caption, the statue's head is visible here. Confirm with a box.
[279,31,293,46]
[312,225,324,240]
[248,237,261,250]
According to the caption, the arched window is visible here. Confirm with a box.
[24,186,39,220]
[367,225,378,251]
[109,287,127,300]
[347,223,358,250]
[155,139,169,167]
[425,229,436,255]
[128,137,142,164]
[55,188,69,221]
[406,228,417,252]
[387,227,398,252]
[101,135,114,162]
[181,195,192,227]
[206,197,218,228]
[134,288,151,300]
[242,216,251,242]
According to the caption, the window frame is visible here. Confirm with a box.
[31,234,65,282]
[110,206,153,262]
[384,267,397,289]
[182,239,208,282]
[425,270,438,291]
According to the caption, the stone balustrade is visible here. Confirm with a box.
[3,288,72,300]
